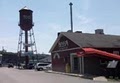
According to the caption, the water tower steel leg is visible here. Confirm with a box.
[29,30,33,52]
[31,28,38,61]
[17,29,23,64]
[25,30,29,67]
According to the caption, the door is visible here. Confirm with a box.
[73,57,79,73]
[70,53,84,74]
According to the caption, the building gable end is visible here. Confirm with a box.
[50,34,79,53]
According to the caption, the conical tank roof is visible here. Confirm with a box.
[20,6,31,10]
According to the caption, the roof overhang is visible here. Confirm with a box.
[77,48,120,60]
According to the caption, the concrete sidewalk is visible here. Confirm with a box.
[45,70,108,82]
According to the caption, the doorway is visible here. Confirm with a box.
[70,53,84,74]
[73,57,79,73]
[70,53,80,73]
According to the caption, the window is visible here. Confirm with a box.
[100,60,108,65]
[113,51,119,55]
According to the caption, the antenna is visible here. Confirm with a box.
[69,2,73,32]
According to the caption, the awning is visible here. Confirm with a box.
[77,48,120,60]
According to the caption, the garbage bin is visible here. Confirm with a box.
[65,63,70,73]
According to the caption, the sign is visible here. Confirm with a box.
[53,53,60,59]
[23,15,31,19]
[107,60,118,68]
[58,40,69,50]
[23,43,34,47]
[24,51,33,56]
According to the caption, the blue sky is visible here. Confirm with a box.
[0,0,120,54]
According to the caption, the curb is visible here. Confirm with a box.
[45,70,86,78]
[45,70,108,82]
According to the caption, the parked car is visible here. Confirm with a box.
[27,63,35,69]
[20,63,35,69]
[34,63,50,71]
[8,63,14,68]
[46,64,52,70]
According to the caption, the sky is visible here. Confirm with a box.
[0,0,120,54]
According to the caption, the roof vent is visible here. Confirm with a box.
[58,32,61,37]
[67,30,72,32]
[95,29,104,34]
[75,31,82,33]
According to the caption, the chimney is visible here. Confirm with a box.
[58,32,61,37]
[95,29,104,34]
[67,30,72,32]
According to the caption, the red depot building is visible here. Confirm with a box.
[50,30,120,77]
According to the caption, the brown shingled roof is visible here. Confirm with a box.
[62,32,120,48]
[50,32,120,52]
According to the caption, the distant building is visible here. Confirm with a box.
[50,30,120,77]
[39,55,51,63]
[1,52,18,65]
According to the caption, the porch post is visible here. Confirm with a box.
[70,53,77,73]
[81,56,84,74]
[79,57,82,74]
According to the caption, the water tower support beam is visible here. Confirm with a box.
[25,30,29,67]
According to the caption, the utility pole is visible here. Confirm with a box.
[69,2,73,32]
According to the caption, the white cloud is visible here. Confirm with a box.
[74,15,94,31]
[77,15,94,25]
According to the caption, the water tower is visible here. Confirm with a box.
[17,6,37,67]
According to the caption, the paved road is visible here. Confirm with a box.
[0,67,119,83]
